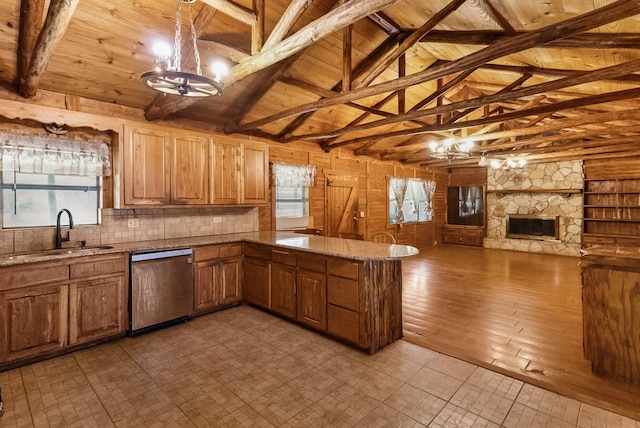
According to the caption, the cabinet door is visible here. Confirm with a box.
[69,275,126,345]
[210,138,240,204]
[297,269,327,330]
[0,284,68,362]
[271,263,297,319]
[242,142,268,204]
[172,133,209,204]
[194,260,219,312]
[124,125,171,205]
[244,257,270,308]
[219,257,242,306]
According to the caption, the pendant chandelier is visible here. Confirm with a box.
[428,138,474,160]
[140,0,223,97]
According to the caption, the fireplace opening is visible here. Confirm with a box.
[507,215,559,240]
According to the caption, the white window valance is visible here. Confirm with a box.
[272,162,316,187]
[0,131,111,177]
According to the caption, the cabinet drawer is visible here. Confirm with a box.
[194,243,242,262]
[297,252,326,273]
[272,249,296,266]
[0,262,69,291]
[243,243,271,260]
[70,255,126,279]
[328,304,359,344]
[327,257,359,280]
[194,245,220,261]
[327,276,358,311]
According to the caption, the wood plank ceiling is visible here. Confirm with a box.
[1,0,640,168]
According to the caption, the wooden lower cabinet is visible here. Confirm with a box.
[296,269,327,330]
[69,275,126,345]
[582,257,640,385]
[326,258,362,346]
[244,257,271,309]
[193,244,242,314]
[271,262,297,318]
[441,225,484,246]
[0,283,68,363]
[0,253,128,367]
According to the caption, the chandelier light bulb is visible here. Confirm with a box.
[211,60,229,81]
[152,41,172,60]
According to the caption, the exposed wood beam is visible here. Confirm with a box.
[276,31,407,138]
[252,0,265,54]
[197,38,251,63]
[17,0,45,90]
[398,54,406,114]
[20,0,81,98]
[233,0,640,131]
[200,0,256,26]
[420,30,640,49]
[298,56,640,144]
[262,0,313,51]
[343,25,352,92]
[145,0,400,121]
[351,0,467,89]
[479,63,640,84]
[342,99,640,153]
[408,66,479,113]
[227,0,400,86]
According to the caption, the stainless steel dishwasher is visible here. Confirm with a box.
[129,248,193,336]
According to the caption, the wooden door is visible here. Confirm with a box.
[69,275,125,345]
[124,125,171,205]
[171,133,209,205]
[297,269,327,330]
[326,173,359,237]
[0,284,68,362]
[271,263,297,318]
[210,137,240,204]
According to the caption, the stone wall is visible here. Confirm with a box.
[484,161,583,257]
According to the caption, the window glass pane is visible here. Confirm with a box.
[275,186,309,230]
[2,172,99,228]
[388,178,433,225]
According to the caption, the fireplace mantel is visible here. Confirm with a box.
[488,189,582,198]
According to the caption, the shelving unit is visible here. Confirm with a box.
[582,179,640,246]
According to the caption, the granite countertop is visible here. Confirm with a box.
[0,231,419,267]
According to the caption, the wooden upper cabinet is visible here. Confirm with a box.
[210,137,241,204]
[124,125,171,205]
[242,142,268,204]
[171,133,209,205]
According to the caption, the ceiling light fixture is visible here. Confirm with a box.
[140,0,223,97]
[428,138,474,160]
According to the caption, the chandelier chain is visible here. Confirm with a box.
[187,2,202,76]
[174,0,182,71]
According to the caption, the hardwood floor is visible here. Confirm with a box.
[401,245,640,421]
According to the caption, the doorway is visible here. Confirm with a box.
[325,173,359,237]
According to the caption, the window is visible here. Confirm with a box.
[0,131,110,229]
[389,177,435,225]
[2,172,100,228]
[272,163,316,230]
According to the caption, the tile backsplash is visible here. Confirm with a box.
[1,207,259,254]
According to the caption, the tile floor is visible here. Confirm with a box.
[1,305,639,427]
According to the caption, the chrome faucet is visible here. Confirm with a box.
[55,209,74,249]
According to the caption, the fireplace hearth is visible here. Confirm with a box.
[507,215,559,240]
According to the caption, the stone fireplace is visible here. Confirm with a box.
[484,161,583,256]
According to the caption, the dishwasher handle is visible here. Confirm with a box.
[131,248,192,262]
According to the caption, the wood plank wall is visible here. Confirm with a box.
[266,144,436,248]
[584,158,640,179]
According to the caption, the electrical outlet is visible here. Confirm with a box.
[213,217,222,223]
[128,218,139,228]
